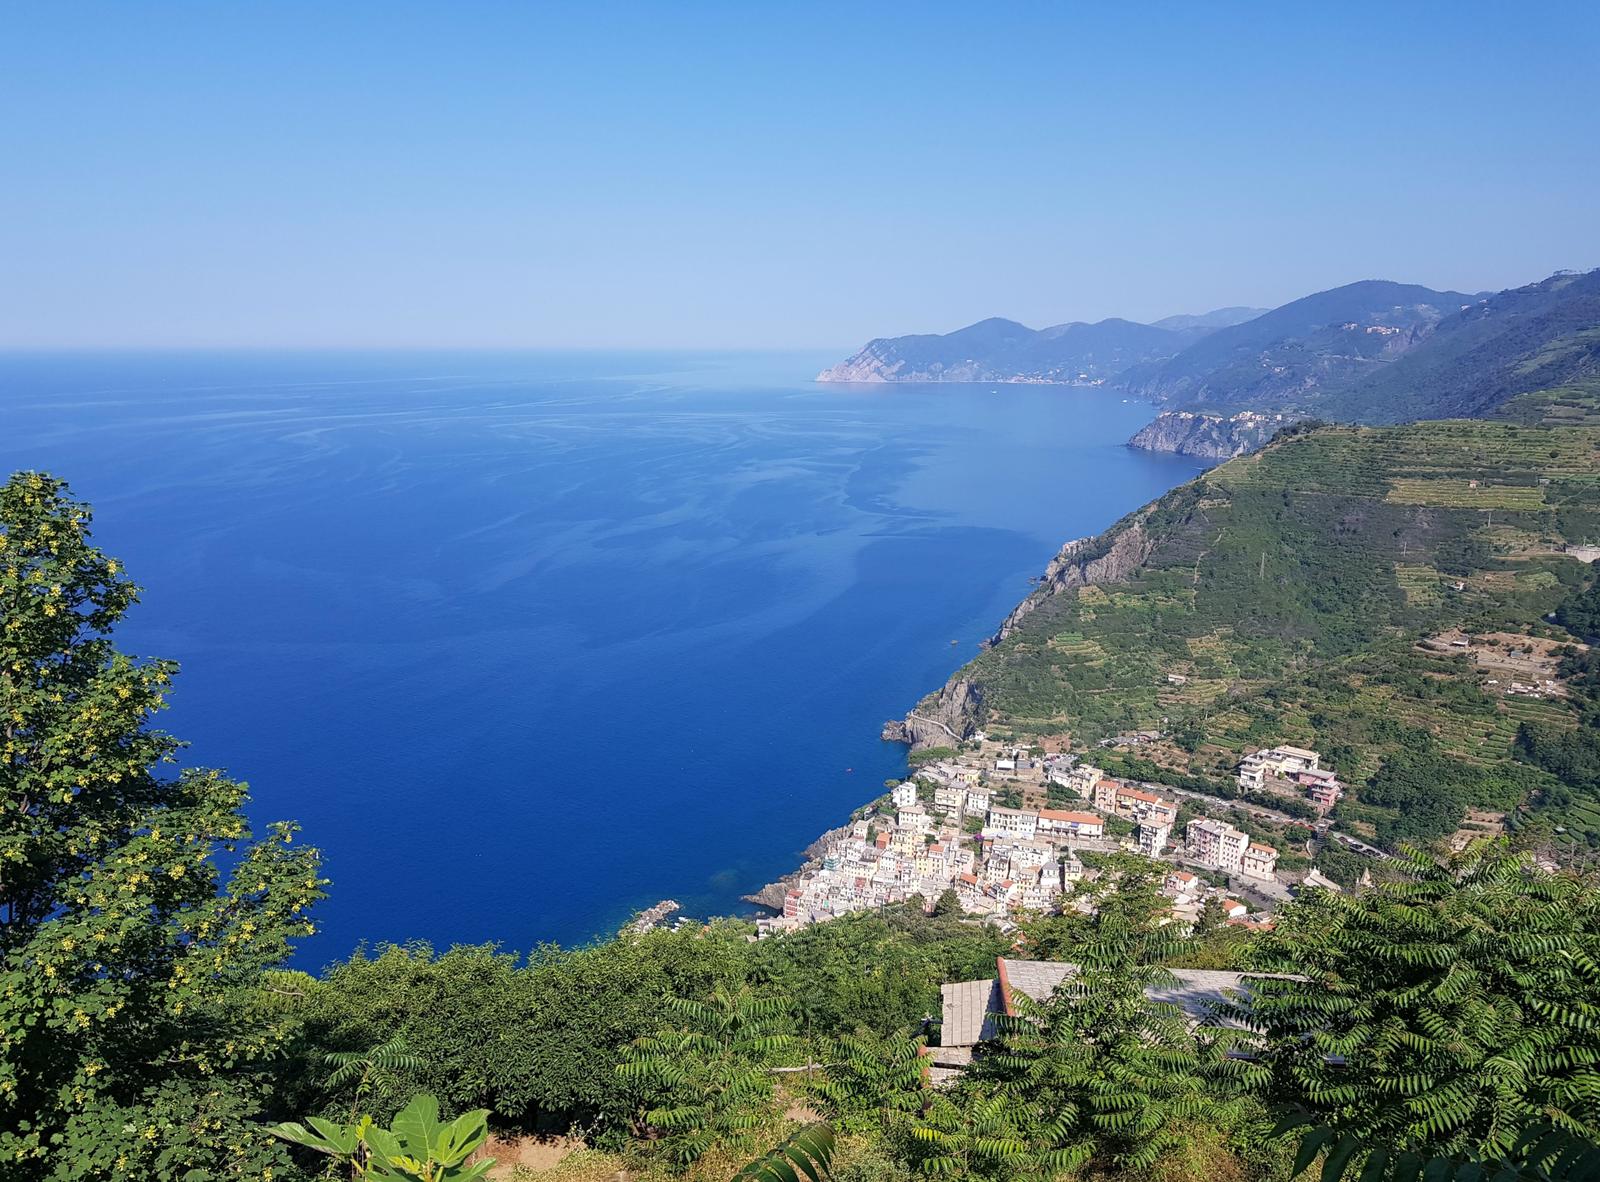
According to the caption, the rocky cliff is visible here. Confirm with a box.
[1128,410,1292,461]
[882,516,1153,748]
[990,520,1153,643]
[882,676,985,750]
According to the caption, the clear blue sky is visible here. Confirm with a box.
[3,1,1596,349]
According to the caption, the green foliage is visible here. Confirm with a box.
[917,870,1261,1180]
[931,888,961,918]
[323,1035,426,1114]
[1362,743,1498,845]
[811,1032,924,1135]
[0,473,324,1180]
[748,908,1006,1039]
[732,1122,836,1182]
[616,988,793,1168]
[981,960,1245,1176]
[271,1092,493,1180]
[1554,573,1600,643]
[1282,1118,1600,1182]
[1248,846,1600,1167]
[903,1092,1035,1179]
[284,929,747,1136]
[1516,723,1600,799]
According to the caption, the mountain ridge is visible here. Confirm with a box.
[815,307,1262,385]
[822,270,1600,430]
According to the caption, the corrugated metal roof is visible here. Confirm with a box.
[939,978,1002,1047]
[1000,958,1074,1004]
[1146,969,1254,1025]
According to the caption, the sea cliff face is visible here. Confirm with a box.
[881,677,985,750]
[882,516,1153,747]
[1127,410,1291,461]
[990,521,1154,644]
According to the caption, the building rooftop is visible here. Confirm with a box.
[939,978,1004,1046]
[1039,809,1102,824]
[940,958,1262,1051]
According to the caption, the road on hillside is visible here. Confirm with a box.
[1133,780,1392,860]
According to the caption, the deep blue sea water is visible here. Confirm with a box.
[0,350,1202,965]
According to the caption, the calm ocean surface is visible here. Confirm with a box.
[0,350,1202,964]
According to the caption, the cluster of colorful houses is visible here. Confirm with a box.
[1236,744,1344,812]
[761,740,1339,936]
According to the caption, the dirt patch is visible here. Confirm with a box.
[1449,808,1508,853]
[1421,629,1586,697]
[479,1134,586,1178]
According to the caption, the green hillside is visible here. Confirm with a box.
[1324,269,1600,423]
[945,420,1600,850]
[1116,269,1600,425]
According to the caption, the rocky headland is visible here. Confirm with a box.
[1127,410,1294,461]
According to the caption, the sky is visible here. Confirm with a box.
[2,1,1597,349]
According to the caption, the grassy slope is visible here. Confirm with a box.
[1493,378,1600,427]
[952,421,1600,848]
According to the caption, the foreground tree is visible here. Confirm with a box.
[0,473,324,1180]
[732,1122,837,1182]
[946,887,1258,1180]
[271,1092,493,1181]
[616,987,793,1168]
[812,1030,925,1134]
[1249,845,1600,1177]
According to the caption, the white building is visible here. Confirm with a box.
[1238,745,1321,789]
[1241,841,1279,880]
[1019,863,1063,911]
[1036,808,1105,839]
[1101,782,1179,827]
[1187,818,1249,874]
[897,804,933,833]
[1164,869,1201,901]
[891,781,919,808]
[1051,762,1104,799]
[983,805,1038,840]
[1138,820,1172,857]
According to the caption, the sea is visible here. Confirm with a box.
[0,350,1203,965]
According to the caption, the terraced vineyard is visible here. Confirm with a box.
[923,420,1600,855]
[1495,381,1600,426]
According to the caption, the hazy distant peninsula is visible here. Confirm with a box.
[1128,409,1294,461]
[821,270,1600,429]
[816,308,1265,385]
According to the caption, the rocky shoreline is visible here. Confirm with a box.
[1127,410,1294,461]
[742,823,856,912]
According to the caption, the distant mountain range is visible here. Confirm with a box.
[815,308,1265,385]
[820,269,1600,427]
[1117,280,1476,410]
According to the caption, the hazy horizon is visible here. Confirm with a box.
[4,2,1596,349]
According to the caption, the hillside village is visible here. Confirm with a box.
[760,735,1362,937]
